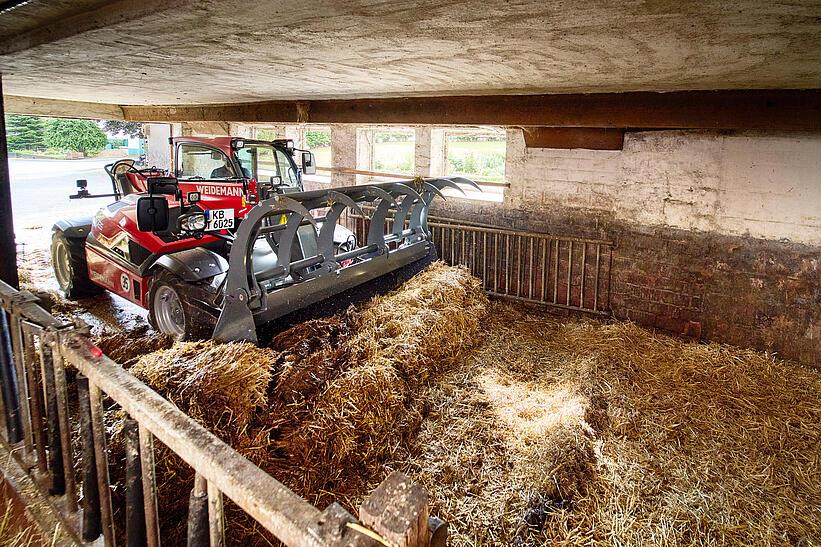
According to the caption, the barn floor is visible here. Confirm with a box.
[14,253,821,546]
[394,302,821,546]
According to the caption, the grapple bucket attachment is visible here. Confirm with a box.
[212,177,478,343]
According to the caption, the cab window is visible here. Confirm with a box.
[177,144,235,180]
[236,145,299,187]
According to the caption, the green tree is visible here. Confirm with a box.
[5,115,47,151]
[44,119,108,156]
[102,120,144,138]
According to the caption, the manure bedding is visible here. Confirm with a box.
[98,263,821,546]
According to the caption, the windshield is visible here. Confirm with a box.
[235,144,300,188]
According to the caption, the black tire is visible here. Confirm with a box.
[51,231,102,299]
[147,269,215,341]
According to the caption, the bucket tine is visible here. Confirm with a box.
[442,176,482,192]
[316,191,364,270]
[388,183,425,241]
[366,187,398,251]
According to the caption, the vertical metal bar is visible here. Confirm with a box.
[139,426,161,547]
[504,234,510,294]
[188,474,209,547]
[594,244,601,312]
[0,310,22,441]
[580,243,587,310]
[0,75,19,288]
[541,238,548,302]
[38,341,64,495]
[125,419,147,547]
[552,240,559,304]
[528,237,534,299]
[460,228,466,267]
[208,481,225,547]
[8,314,31,452]
[23,329,47,474]
[90,383,116,547]
[51,342,77,512]
[493,233,499,293]
[482,232,487,288]
[567,241,573,306]
[516,235,522,297]
[449,227,455,265]
[77,376,101,541]
[471,231,476,275]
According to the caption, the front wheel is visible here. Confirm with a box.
[147,270,213,341]
[51,231,102,299]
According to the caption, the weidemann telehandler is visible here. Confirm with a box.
[51,136,478,343]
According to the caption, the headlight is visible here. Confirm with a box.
[180,213,206,232]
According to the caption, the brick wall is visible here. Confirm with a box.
[433,129,821,366]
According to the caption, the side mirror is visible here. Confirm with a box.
[301,151,316,175]
[136,196,170,232]
[147,176,179,197]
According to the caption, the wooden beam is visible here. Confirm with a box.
[522,127,624,150]
[121,89,821,130]
[4,95,124,120]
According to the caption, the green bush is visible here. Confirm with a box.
[306,130,331,149]
[5,115,47,151]
[44,119,108,156]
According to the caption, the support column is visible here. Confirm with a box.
[144,123,172,171]
[330,124,356,187]
[0,75,19,288]
[414,127,431,177]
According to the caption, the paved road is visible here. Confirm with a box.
[10,157,124,249]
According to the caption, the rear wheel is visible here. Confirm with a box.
[148,269,213,341]
[51,231,102,299]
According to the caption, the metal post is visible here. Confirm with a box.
[125,419,147,547]
[207,481,225,547]
[0,309,22,441]
[188,473,209,546]
[139,425,161,547]
[89,383,117,547]
[78,376,102,541]
[0,75,19,289]
[38,343,64,495]
[51,340,77,512]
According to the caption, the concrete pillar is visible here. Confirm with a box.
[504,127,526,208]
[414,127,431,177]
[286,126,305,149]
[144,123,172,171]
[356,128,373,184]
[0,75,18,288]
[331,125,357,187]
[430,128,445,177]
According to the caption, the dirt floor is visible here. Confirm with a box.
[15,252,821,546]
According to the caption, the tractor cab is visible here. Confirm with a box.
[171,137,314,219]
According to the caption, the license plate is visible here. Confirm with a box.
[205,208,234,231]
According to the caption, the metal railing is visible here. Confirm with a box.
[0,280,428,546]
[345,213,613,314]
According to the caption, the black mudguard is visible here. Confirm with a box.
[52,217,93,239]
[150,247,228,283]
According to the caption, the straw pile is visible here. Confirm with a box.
[396,302,821,546]
[266,262,488,504]
[109,262,488,542]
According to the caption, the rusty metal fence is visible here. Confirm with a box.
[0,280,432,547]
[345,213,613,314]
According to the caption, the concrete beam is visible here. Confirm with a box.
[121,90,821,131]
[522,127,625,150]
[0,0,188,56]
[4,95,124,120]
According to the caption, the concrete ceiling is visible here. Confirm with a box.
[1,0,820,106]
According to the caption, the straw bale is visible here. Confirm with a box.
[93,327,173,367]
